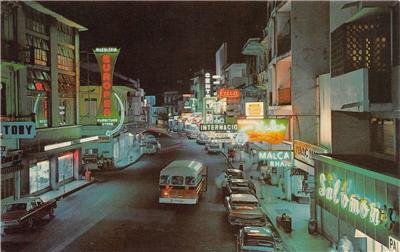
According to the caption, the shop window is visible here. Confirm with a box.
[58,153,74,182]
[370,118,396,156]
[57,46,74,72]
[29,161,50,194]
[1,177,15,199]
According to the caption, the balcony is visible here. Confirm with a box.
[331,68,392,112]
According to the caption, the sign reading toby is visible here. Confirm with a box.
[1,122,36,139]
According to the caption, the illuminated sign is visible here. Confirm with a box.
[93,47,120,117]
[389,236,399,252]
[205,73,211,97]
[258,151,293,168]
[1,121,36,139]
[97,118,118,126]
[245,102,264,118]
[318,173,387,226]
[218,88,240,99]
[294,140,328,166]
[199,124,237,132]
[237,119,288,144]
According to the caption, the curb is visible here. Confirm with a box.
[54,181,94,201]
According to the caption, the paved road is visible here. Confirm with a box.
[2,135,237,252]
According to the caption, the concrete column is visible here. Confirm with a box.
[73,149,80,179]
[50,157,58,190]
[14,171,21,200]
[74,30,80,125]
[49,24,60,127]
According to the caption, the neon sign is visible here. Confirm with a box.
[319,173,383,226]
[93,47,120,118]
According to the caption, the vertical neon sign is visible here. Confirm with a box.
[93,47,120,118]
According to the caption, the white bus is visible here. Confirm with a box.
[159,160,207,204]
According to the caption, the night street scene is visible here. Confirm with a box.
[0,1,399,252]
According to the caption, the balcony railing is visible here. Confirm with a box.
[278,87,291,105]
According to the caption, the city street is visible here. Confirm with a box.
[2,136,237,252]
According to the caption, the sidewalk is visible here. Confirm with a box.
[226,149,332,252]
[40,179,93,202]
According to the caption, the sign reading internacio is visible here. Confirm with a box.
[258,151,293,168]
[199,124,237,132]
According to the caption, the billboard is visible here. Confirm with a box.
[93,47,120,118]
[236,119,288,144]
[245,102,264,118]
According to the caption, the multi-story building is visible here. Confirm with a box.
[79,62,145,169]
[190,69,211,113]
[163,90,179,116]
[314,1,399,250]
[1,2,89,204]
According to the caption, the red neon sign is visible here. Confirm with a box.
[218,88,240,99]
[102,54,112,116]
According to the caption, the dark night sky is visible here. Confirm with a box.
[39,1,267,96]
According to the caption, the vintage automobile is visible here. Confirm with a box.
[236,226,277,252]
[142,139,161,150]
[223,178,255,196]
[206,142,222,154]
[225,194,267,227]
[221,169,244,189]
[1,197,57,234]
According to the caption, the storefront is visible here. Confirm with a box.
[293,140,328,203]
[29,160,50,194]
[314,155,399,251]
[57,153,75,183]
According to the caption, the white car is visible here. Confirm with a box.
[207,142,222,154]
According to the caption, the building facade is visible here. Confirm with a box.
[1,1,88,204]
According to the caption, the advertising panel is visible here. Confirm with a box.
[93,47,120,119]
[1,121,36,139]
[199,124,237,132]
[236,119,288,144]
[294,140,328,166]
[258,151,293,168]
[245,102,264,118]
[315,157,400,248]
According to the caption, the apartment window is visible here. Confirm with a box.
[25,10,48,35]
[57,22,74,44]
[57,46,74,72]
[331,14,391,103]
[26,35,49,66]
[84,98,97,116]
[370,118,395,156]
[59,98,75,126]
[1,82,6,116]
[58,73,76,98]
[1,5,16,42]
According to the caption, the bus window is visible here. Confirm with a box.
[160,175,170,185]
[171,176,184,185]
[185,176,196,185]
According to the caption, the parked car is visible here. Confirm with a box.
[196,133,208,145]
[186,130,199,139]
[221,169,244,189]
[1,197,57,234]
[223,178,255,196]
[225,194,267,227]
[236,226,277,252]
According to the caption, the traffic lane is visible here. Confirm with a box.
[2,137,235,252]
[1,150,176,252]
[61,138,236,252]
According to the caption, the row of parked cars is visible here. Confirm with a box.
[221,168,282,251]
